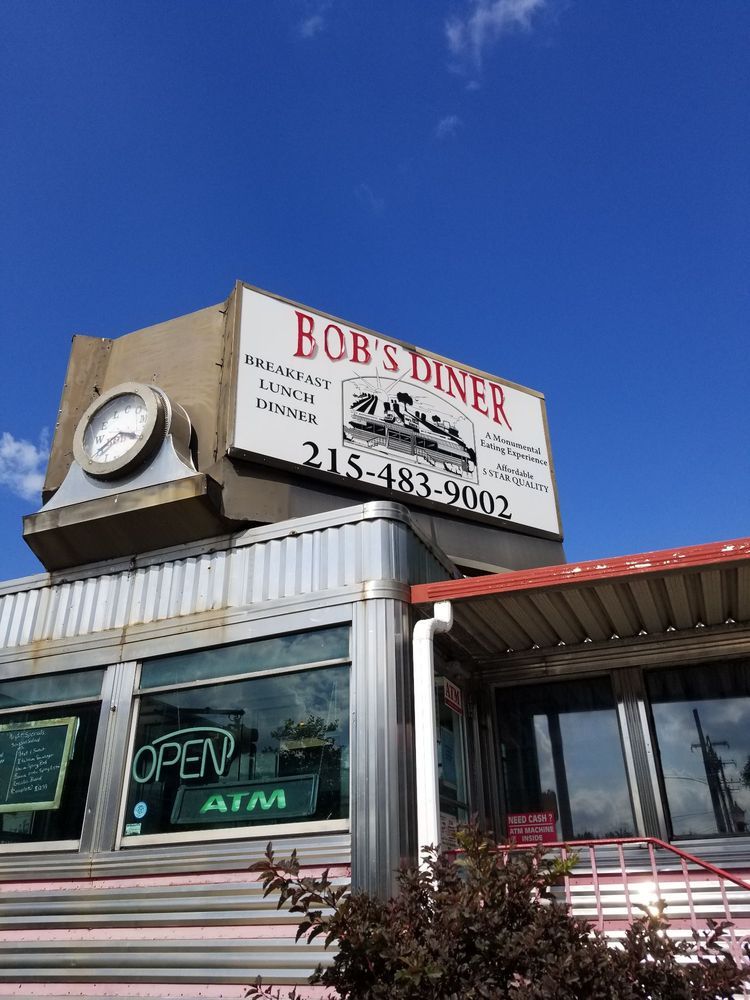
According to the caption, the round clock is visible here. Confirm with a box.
[73,382,169,479]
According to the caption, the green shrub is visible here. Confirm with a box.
[248,825,748,999]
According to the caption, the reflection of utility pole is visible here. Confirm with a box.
[691,710,745,834]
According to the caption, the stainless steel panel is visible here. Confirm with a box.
[0,876,347,929]
[0,832,351,880]
[350,599,414,896]
[1,503,453,657]
[611,667,669,839]
[0,937,330,986]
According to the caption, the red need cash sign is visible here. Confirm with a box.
[506,811,557,845]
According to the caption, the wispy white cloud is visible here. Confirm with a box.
[0,431,48,502]
[435,114,462,139]
[297,1,332,39]
[299,12,326,38]
[355,182,385,214]
[446,0,547,72]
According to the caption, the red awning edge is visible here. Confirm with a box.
[411,537,750,606]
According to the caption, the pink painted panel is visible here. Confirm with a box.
[0,986,331,998]
[1,865,350,893]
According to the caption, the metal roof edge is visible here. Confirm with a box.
[0,500,456,596]
[411,537,750,605]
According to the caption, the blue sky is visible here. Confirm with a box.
[1,0,748,580]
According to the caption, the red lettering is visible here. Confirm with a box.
[293,311,316,358]
[446,366,467,404]
[490,382,512,430]
[409,352,431,384]
[383,343,399,372]
[324,324,346,361]
[350,331,372,365]
[433,360,446,392]
[469,374,488,416]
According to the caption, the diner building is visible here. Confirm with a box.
[0,282,747,996]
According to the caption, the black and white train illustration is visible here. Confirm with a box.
[342,376,477,479]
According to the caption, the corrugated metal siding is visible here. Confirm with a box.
[0,867,345,988]
[0,504,450,993]
[0,989,329,998]
[0,504,454,654]
[0,832,352,881]
[413,537,750,661]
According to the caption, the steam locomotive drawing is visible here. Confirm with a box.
[342,377,477,479]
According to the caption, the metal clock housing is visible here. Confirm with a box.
[73,382,169,480]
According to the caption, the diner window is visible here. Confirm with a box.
[0,669,105,846]
[647,661,750,839]
[121,627,350,842]
[435,678,469,848]
[496,677,635,840]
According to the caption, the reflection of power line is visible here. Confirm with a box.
[691,710,746,834]
[671,811,716,819]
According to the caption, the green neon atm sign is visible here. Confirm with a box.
[170,774,319,825]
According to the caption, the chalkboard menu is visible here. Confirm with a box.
[0,717,77,812]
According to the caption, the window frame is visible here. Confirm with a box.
[0,667,115,855]
[644,657,750,843]
[115,635,352,850]
[492,671,638,842]
[488,643,750,855]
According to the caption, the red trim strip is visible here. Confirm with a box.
[411,537,750,606]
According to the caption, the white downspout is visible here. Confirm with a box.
[412,600,453,858]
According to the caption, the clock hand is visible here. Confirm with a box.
[93,430,138,457]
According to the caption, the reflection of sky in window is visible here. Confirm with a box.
[0,669,104,709]
[140,627,350,689]
[533,710,633,838]
[140,666,349,755]
[652,699,749,837]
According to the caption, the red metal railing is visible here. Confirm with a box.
[499,836,750,975]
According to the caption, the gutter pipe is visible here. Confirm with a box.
[412,600,453,859]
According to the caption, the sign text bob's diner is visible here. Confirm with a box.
[231,285,561,538]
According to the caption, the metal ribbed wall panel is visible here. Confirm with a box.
[0,504,453,993]
[414,537,750,662]
[0,504,454,655]
[0,869,346,929]
[0,868,345,989]
[0,832,351,881]
[0,990,330,998]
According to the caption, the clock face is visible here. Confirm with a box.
[81,392,148,464]
[73,382,168,479]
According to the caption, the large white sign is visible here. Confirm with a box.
[231,286,561,537]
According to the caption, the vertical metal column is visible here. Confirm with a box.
[611,667,670,839]
[350,597,415,897]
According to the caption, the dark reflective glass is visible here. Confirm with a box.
[647,662,750,838]
[435,681,468,825]
[497,677,634,840]
[0,669,104,710]
[123,664,349,838]
[140,627,350,690]
[0,702,101,844]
